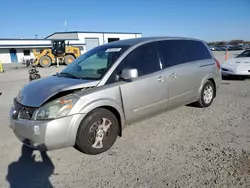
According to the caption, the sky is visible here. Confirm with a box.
[0,0,249,41]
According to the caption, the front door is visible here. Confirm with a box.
[10,49,18,63]
[116,42,168,124]
[120,71,168,124]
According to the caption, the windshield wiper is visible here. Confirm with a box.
[54,72,99,80]
[56,72,82,79]
[77,76,99,80]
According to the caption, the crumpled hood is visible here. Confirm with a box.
[17,76,99,107]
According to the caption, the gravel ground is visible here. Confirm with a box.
[1,51,250,188]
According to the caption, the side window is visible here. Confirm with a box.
[120,42,161,76]
[156,40,184,68]
[106,42,161,84]
[238,50,250,57]
[23,50,30,56]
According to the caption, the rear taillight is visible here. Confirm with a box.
[214,58,221,70]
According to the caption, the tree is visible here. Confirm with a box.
[229,40,244,45]
[207,42,215,46]
[218,41,226,46]
[207,39,249,46]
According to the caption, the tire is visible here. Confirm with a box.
[64,54,75,65]
[195,80,215,108]
[75,108,119,155]
[39,56,52,68]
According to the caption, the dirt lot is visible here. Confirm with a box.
[1,51,250,188]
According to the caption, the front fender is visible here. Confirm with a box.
[79,98,125,128]
[69,84,126,138]
[70,97,126,138]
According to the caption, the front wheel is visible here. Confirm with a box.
[75,108,119,155]
[195,80,215,108]
[64,54,75,65]
[39,56,52,68]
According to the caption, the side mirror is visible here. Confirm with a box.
[120,68,138,82]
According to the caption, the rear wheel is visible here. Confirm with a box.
[39,56,52,68]
[75,108,119,155]
[64,54,75,65]
[195,80,215,108]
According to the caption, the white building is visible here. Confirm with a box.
[0,31,142,64]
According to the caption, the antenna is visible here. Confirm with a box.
[64,20,67,32]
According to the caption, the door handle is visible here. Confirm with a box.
[170,72,177,78]
[158,76,165,82]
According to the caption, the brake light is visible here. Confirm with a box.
[214,58,221,70]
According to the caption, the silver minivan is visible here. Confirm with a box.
[10,37,221,155]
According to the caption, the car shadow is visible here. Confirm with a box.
[6,144,55,188]
[186,103,198,108]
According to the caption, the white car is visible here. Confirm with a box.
[221,50,250,76]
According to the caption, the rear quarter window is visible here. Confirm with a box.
[184,40,212,62]
[156,40,212,68]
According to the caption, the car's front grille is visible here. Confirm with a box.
[13,98,37,120]
[222,68,228,71]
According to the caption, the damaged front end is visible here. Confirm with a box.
[13,74,99,121]
[10,76,98,150]
[13,86,95,121]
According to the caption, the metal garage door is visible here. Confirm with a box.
[85,38,99,51]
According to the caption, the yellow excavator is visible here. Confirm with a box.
[32,39,81,67]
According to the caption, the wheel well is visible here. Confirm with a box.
[65,53,76,58]
[96,106,122,137]
[208,78,216,97]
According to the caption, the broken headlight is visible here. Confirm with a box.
[34,94,79,120]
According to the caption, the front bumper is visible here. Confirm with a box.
[9,107,85,151]
[221,65,250,76]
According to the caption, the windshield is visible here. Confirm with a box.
[59,45,129,80]
[236,50,250,58]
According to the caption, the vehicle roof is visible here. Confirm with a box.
[101,37,206,47]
